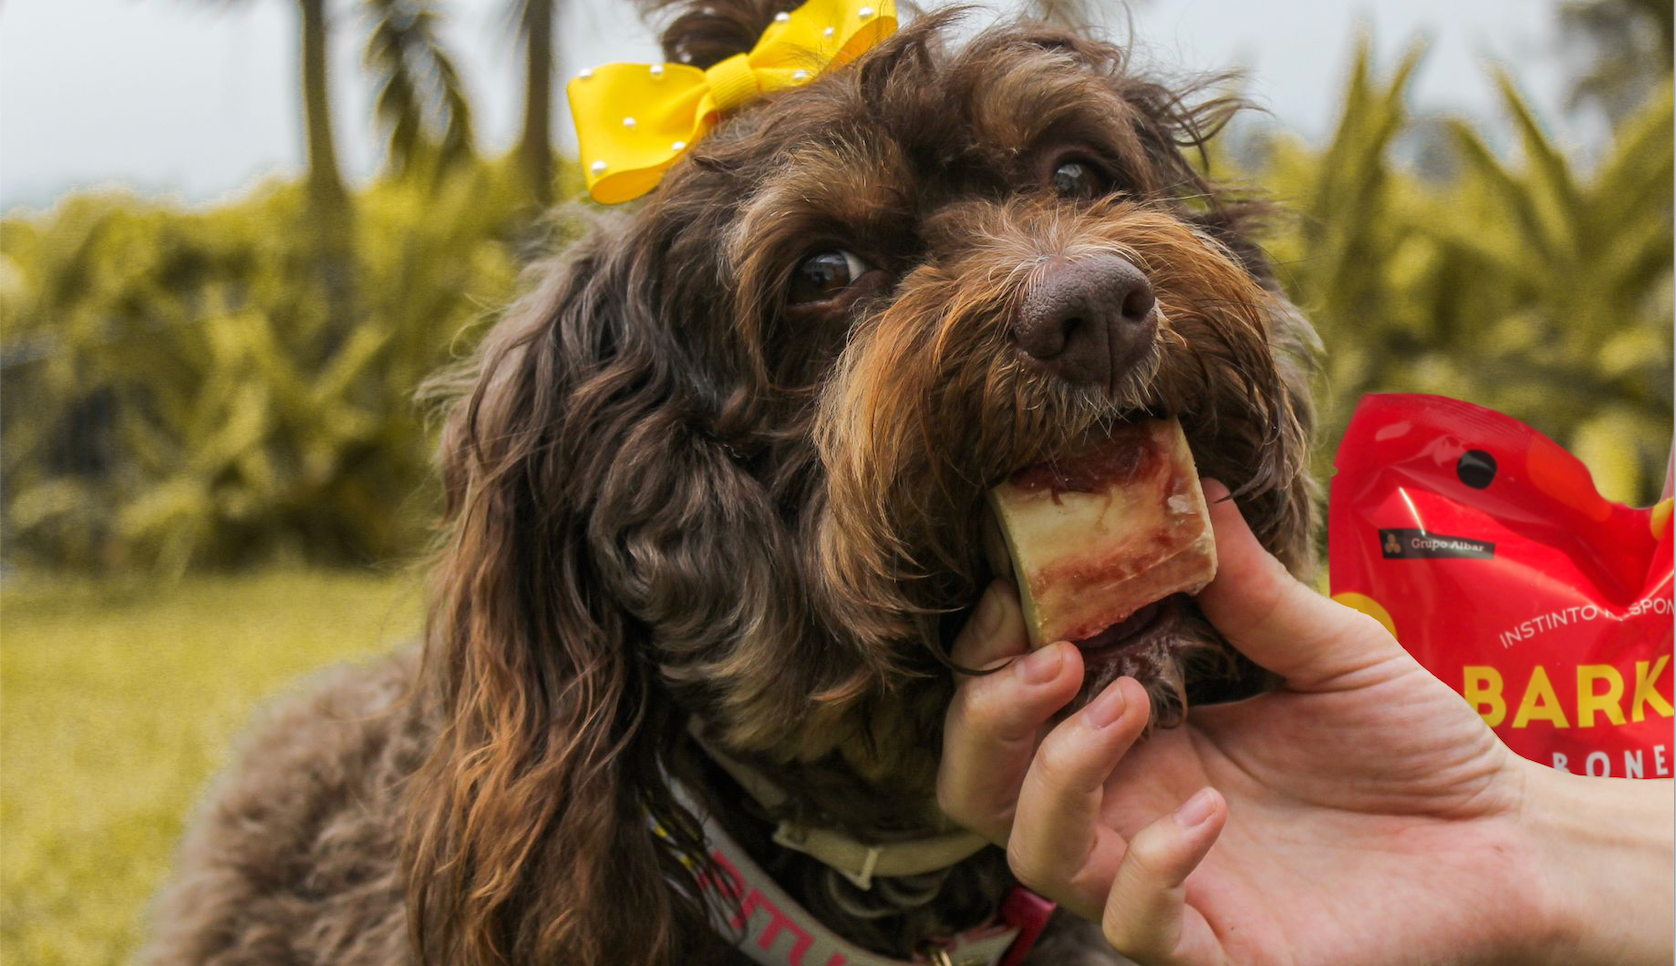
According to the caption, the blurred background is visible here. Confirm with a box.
[0,0,1670,962]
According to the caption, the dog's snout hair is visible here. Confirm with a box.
[814,196,1308,670]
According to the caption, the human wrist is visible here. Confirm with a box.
[1521,758,1674,966]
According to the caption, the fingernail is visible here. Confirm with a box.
[1173,788,1218,828]
[1200,477,1231,504]
[1084,679,1127,728]
[1017,643,1063,684]
[971,583,1005,639]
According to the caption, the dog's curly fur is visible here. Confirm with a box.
[143,3,1317,964]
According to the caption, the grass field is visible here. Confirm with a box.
[1,570,425,966]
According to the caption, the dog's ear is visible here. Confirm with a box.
[1220,293,1320,577]
[401,229,730,966]
[636,0,799,69]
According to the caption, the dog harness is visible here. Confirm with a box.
[666,725,1056,966]
[689,805,1052,966]
[695,728,992,890]
[664,780,1055,966]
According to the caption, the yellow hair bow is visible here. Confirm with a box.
[567,0,897,204]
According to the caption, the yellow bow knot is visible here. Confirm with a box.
[567,0,897,204]
[704,54,760,112]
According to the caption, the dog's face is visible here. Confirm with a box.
[409,7,1315,962]
[601,11,1316,761]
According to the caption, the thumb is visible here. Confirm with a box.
[1195,479,1406,689]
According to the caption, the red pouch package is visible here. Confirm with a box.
[1329,393,1674,778]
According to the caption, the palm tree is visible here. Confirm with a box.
[285,0,358,337]
[194,0,475,328]
[511,0,557,206]
[362,0,476,180]
[296,0,351,221]
[1561,0,1674,123]
[195,0,474,201]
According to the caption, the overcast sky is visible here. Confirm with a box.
[0,0,1591,214]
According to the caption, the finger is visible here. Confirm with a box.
[1006,677,1151,918]
[939,640,1083,842]
[949,579,1030,677]
[1196,478,1407,689]
[1101,788,1229,966]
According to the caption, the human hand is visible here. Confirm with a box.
[938,480,1669,966]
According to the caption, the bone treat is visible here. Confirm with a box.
[985,419,1218,647]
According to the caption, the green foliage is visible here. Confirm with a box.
[1251,42,1674,507]
[0,157,545,574]
[3,48,1671,573]
[0,570,422,966]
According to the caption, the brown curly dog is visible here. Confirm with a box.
[143,2,1317,964]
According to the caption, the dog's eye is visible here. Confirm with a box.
[790,250,870,304]
[1051,160,1106,200]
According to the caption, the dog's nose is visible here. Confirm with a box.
[1013,255,1157,388]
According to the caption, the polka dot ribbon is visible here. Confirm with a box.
[566,0,896,204]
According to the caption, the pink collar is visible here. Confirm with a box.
[668,784,1055,966]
